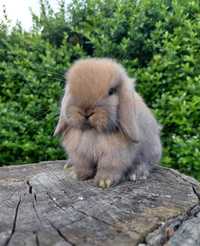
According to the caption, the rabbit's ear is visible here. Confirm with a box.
[54,85,69,136]
[118,79,139,142]
[54,116,68,136]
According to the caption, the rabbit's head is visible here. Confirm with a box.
[54,58,138,141]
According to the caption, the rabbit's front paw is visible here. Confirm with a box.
[96,178,112,189]
[63,159,73,170]
[64,166,77,180]
[95,170,123,188]
[129,163,150,181]
[64,160,77,179]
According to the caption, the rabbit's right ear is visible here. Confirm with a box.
[54,115,68,136]
[54,85,69,136]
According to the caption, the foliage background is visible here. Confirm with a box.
[0,0,200,180]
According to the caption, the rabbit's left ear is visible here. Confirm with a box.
[118,79,139,142]
[54,116,68,136]
[53,85,69,136]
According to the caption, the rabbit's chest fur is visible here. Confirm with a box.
[63,128,131,162]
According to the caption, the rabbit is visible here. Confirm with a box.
[54,58,162,188]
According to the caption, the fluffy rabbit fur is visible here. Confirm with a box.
[54,58,162,188]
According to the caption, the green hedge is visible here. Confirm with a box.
[0,0,200,179]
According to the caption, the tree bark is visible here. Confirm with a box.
[0,161,199,246]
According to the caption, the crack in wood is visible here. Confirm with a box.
[192,186,200,203]
[46,191,67,211]
[3,197,21,246]
[26,180,33,194]
[34,193,37,202]
[32,198,44,226]
[49,221,76,246]
[28,182,85,233]
[33,231,40,246]
[46,190,115,227]
[46,189,121,235]
[70,204,113,227]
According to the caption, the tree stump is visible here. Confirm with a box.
[0,161,200,246]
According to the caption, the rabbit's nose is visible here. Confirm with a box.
[85,109,94,119]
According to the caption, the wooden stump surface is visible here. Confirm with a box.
[0,161,200,246]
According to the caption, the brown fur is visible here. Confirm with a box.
[54,58,162,187]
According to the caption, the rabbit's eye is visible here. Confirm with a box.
[108,87,117,96]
